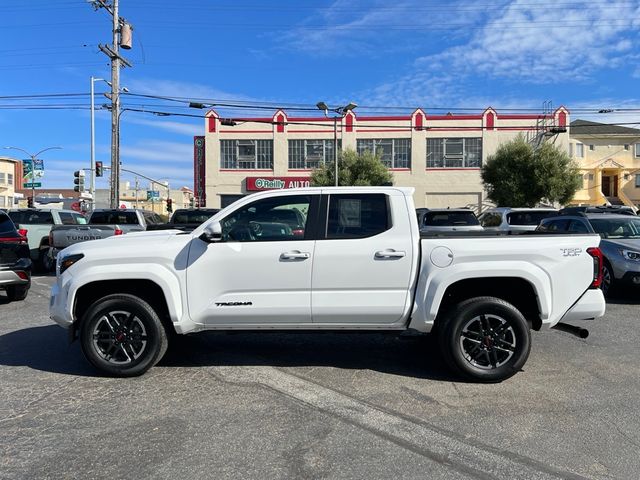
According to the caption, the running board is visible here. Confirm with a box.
[552,322,589,339]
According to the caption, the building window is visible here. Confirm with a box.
[635,174,640,188]
[589,144,595,151]
[220,140,273,169]
[7,173,13,185]
[574,143,584,158]
[635,144,640,158]
[0,197,5,207]
[426,138,482,168]
[288,139,340,169]
[624,144,630,151]
[356,139,411,169]
[0,173,5,184]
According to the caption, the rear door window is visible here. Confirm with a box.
[507,211,557,226]
[538,219,569,232]
[9,211,54,224]
[479,212,502,227]
[326,194,390,239]
[568,220,589,233]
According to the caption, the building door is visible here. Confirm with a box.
[602,175,619,197]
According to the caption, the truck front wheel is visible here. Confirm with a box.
[79,294,168,377]
[439,296,531,383]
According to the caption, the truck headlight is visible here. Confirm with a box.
[620,249,640,261]
[59,253,84,274]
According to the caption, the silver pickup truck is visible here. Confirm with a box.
[49,209,164,262]
[8,209,87,272]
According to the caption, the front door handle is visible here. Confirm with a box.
[280,251,310,260]
[375,249,406,259]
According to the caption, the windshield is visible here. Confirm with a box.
[589,218,640,238]
[423,211,479,226]
[507,211,556,226]
[172,209,219,224]
[90,211,140,225]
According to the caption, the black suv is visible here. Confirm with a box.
[0,211,32,301]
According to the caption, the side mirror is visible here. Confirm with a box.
[199,221,223,243]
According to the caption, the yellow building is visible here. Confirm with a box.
[0,156,20,209]
[569,120,640,208]
[198,107,570,210]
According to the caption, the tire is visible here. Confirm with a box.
[6,284,29,301]
[41,248,56,273]
[79,294,168,377]
[601,261,616,297]
[438,296,531,383]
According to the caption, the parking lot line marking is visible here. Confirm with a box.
[209,365,586,480]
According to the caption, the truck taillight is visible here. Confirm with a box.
[114,229,123,235]
[18,229,28,243]
[587,247,603,289]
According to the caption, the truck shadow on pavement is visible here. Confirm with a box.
[161,332,460,382]
[0,325,459,381]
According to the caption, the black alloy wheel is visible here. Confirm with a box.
[439,296,531,382]
[80,294,168,377]
[601,262,614,297]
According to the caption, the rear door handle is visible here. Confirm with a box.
[375,249,406,259]
[280,251,310,260]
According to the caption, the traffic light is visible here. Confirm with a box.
[189,197,195,208]
[166,198,173,213]
[27,196,34,208]
[73,170,85,192]
[95,161,103,177]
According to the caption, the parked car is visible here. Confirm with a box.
[0,211,32,301]
[538,212,640,295]
[419,208,483,233]
[50,187,605,381]
[8,208,87,271]
[146,208,220,232]
[478,207,558,232]
[560,205,637,216]
[48,209,164,266]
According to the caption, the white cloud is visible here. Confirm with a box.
[125,78,254,103]
[365,0,640,107]
[125,116,201,136]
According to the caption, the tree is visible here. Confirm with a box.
[310,148,393,186]
[481,136,581,207]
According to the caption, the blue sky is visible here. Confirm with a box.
[2,0,640,190]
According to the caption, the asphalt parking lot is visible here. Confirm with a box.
[1,275,639,480]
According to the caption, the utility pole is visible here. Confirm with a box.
[91,0,133,209]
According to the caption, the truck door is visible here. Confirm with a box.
[186,194,318,326]
[311,192,415,325]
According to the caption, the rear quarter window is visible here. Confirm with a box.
[0,213,16,235]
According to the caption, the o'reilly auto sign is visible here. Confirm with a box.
[246,176,311,191]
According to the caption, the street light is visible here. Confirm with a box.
[4,146,62,206]
[316,101,357,186]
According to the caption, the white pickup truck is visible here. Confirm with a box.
[50,187,606,382]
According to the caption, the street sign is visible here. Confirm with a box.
[146,190,160,200]
[23,182,42,188]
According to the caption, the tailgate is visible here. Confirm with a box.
[50,225,118,249]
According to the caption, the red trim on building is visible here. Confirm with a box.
[426,115,482,120]
[287,117,336,122]
[345,112,354,132]
[356,116,411,121]
[498,114,552,120]
[355,129,409,133]
[425,168,482,171]
[558,111,567,127]
[426,128,484,132]
[288,129,337,133]
[208,116,216,133]
[276,113,285,133]
[485,112,495,130]
[219,130,273,134]
[414,113,423,131]
[219,169,273,172]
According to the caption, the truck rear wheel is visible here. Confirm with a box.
[439,296,531,383]
[79,294,168,377]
